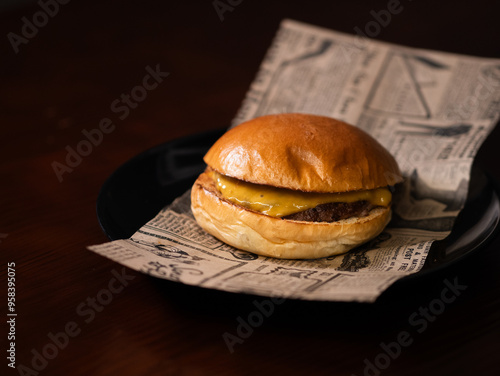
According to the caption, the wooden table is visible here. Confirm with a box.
[2,1,500,375]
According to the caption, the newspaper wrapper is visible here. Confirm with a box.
[88,20,500,302]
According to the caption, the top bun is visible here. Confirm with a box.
[204,113,402,193]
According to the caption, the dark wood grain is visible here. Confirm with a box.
[2,1,500,375]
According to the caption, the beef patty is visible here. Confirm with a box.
[283,201,376,223]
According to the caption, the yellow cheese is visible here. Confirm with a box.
[211,171,391,217]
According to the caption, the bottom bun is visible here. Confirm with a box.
[190,173,391,259]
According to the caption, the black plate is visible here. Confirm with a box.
[96,129,500,278]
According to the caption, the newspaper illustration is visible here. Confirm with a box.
[88,19,500,302]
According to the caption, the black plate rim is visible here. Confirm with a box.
[96,128,225,241]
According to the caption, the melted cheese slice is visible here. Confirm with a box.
[211,171,391,217]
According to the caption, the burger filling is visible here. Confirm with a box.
[210,170,391,222]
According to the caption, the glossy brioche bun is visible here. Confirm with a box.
[204,113,402,192]
[191,171,392,259]
[191,113,402,259]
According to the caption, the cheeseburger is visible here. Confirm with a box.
[191,113,402,259]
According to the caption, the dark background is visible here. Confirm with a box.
[1,1,500,375]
